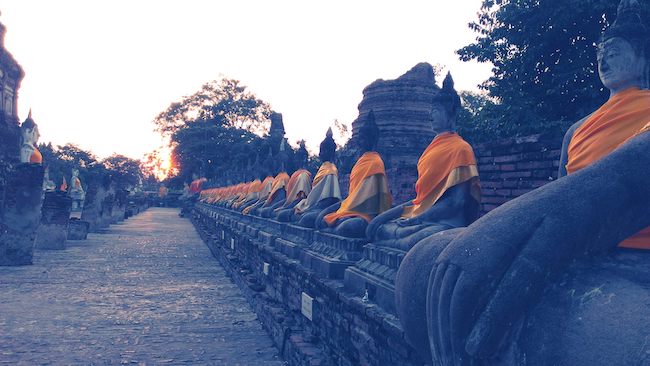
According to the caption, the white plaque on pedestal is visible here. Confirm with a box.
[301,292,313,321]
[221,230,225,240]
[230,238,235,250]
[263,262,270,275]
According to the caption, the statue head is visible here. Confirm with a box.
[319,127,337,163]
[430,72,461,134]
[358,110,380,153]
[20,110,39,146]
[598,0,649,92]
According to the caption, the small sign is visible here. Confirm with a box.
[221,230,225,240]
[301,292,313,321]
[263,262,270,275]
[230,238,235,250]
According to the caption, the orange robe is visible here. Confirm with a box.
[324,152,392,225]
[266,172,290,205]
[567,87,650,249]
[285,169,312,204]
[294,162,340,214]
[402,132,480,219]
[30,148,42,164]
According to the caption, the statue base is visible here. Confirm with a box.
[344,244,406,314]
[300,232,366,279]
[34,191,72,250]
[67,219,90,240]
[0,164,45,265]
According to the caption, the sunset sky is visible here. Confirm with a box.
[0,0,492,159]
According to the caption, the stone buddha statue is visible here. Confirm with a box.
[272,169,311,221]
[69,168,85,211]
[257,172,290,217]
[42,167,56,192]
[366,73,481,250]
[19,110,42,164]
[395,2,650,364]
[292,128,342,228]
[315,111,392,238]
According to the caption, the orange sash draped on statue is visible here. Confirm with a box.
[567,87,650,249]
[266,172,290,204]
[285,169,311,204]
[324,152,392,225]
[313,162,338,188]
[402,132,480,219]
[30,148,42,164]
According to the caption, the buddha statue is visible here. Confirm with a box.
[19,110,42,164]
[315,111,392,238]
[366,73,481,250]
[395,2,650,364]
[69,169,85,211]
[42,167,56,192]
[257,172,290,217]
[292,128,342,228]
[273,169,311,221]
[241,176,274,214]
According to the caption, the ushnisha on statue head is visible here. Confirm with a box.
[429,72,461,134]
[597,0,649,94]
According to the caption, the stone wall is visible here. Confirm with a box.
[192,206,425,366]
[340,133,564,209]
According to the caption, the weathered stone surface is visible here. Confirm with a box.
[0,164,44,266]
[0,208,284,365]
[193,204,420,366]
[348,62,439,170]
[396,132,650,365]
[67,218,89,240]
[34,191,72,250]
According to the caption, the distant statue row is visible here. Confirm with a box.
[199,71,480,251]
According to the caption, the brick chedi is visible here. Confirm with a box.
[349,62,439,169]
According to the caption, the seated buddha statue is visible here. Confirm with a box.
[232,179,262,211]
[315,111,392,238]
[273,169,312,220]
[366,73,481,251]
[257,172,290,217]
[291,128,342,228]
[19,110,42,164]
[241,176,274,214]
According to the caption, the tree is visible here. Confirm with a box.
[38,143,99,188]
[154,77,275,185]
[458,0,650,136]
[154,78,272,136]
[102,154,143,189]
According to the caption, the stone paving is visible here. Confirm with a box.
[0,207,285,365]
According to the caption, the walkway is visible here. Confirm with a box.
[0,208,285,365]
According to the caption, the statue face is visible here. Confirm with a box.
[429,103,452,133]
[597,37,646,92]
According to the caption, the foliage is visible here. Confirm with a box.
[38,143,99,188]
[458,0,650,137]
[101,154,143,189]
[153,77,306,187]
[154,78,272,136]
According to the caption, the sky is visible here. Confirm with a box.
[0,0,492,160]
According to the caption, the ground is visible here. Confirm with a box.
[0,207,285,365]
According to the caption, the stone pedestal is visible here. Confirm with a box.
[0,164,45,265]
[99,192,115,228]
[81,185,105,232]
[344,244,406,314]
[34,191,73,250]
[300,231,366,279]
[67,218,89,240]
